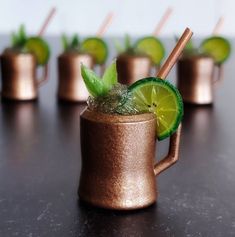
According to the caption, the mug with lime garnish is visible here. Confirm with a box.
[115,7,173,86]
[57,12,112,102]
[78,28,192,210]
[0,25,50,101]
[115,34,165,85]
[57,35,108,102]
[177,33,231,104]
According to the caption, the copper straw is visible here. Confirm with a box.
[157,27,193,79]
[212,16,224,35]
[38,7,57,36]
[96,12,114,36]
[153,7,173,36]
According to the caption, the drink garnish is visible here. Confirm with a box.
[61,34,80,52]
[200,36,231,64]
[135,36,165,65]
[25,37,50,65]
[10,25,50,65]
[114,34,165,64]
[81,37,108,65]
[81,61,117,97]
[128,77,183,140]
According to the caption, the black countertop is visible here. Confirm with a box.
[0,37,235,237]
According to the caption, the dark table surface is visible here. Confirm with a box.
[0,36,235,237]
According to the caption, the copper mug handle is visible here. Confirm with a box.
[37,64,49,87]
[213,64,224,86]
[154,124,182,176]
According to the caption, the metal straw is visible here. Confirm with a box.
[157,27,193,79]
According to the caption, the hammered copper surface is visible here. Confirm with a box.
[116,53,151,85]
[57,52,94,102]
[0,52,38,100]
[177,55,215,104]
[79,109,181,210]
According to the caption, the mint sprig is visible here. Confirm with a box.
[61,34,81,52]
[81,61,118,97]
[11,24,28,48]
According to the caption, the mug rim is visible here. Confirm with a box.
[180,54,214,62]
[117,52,151,61]
[1,49,35,60]
[80,107,156,124]
[58,51,93,59]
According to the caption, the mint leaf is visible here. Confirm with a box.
[19,25,26,40]
[124,34,132,51]
[11,32,19,47]
[102,61,117,91]
[81,64,105,97]
[18,24,27,46]
[11,25,27,48]
[71,35,80,49]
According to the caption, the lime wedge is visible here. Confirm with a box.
[25,37,50,65]
[135,36,165,65]
[200,36,231,64]
[81,37,108,65]
[128,77,183,140]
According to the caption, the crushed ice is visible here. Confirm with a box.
[87,83,140,115]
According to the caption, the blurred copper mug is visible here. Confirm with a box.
[116,53,152,85]
[177,54,221,105]
[79,109,181,210]
[0,51,48,101]
[57,52,94,102]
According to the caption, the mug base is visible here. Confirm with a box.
[1,95,38,102]
[78,193,157,211]
[183,99,213,106]
[78,198,157,212]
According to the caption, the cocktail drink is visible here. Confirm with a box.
[57,12,113,102]
[57,35,108,102]
[116,7,173,85]
[115,35,165,85]
[78,28,192,210]
[177,23,231,104]
[0,25,50,101]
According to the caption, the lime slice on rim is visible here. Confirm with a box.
[128,77,183,140]
[135,36,165,65]
[200,36,231,64]
[25,37,50,65]
[81,37,108,65]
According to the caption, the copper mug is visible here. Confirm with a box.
[79,109,181,210]
[0,51,48,101]
[177,54,221,104]
[116,53,152,85]
[57,52,94,102]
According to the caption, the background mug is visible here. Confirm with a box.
[116,53,152,85]
[57,52,94,102]
[177,54,222,105]
[0,51,48,101]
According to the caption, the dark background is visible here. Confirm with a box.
[0,37,235,237]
